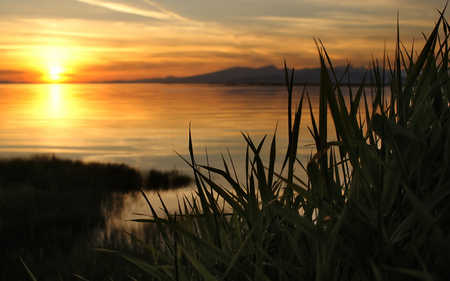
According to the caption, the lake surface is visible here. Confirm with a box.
[0,83,323,171]
[0,83,337,223]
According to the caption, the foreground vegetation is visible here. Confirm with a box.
[0,155,191,280]
[116,8,450,281]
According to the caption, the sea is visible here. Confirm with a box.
[0,83,346,227]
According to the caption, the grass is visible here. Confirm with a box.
[117,6,450,281]
[145,169,193,190]
[0,155,191,280]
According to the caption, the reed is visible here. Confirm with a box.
[0,155,190,280]
[145,169,193,190]
[119,6,450,281]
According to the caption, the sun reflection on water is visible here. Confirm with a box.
[33,83,84,128]
[48,83,64,118]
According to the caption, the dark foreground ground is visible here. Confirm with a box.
[0,155,191,281]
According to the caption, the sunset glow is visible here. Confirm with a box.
[48,66,65,83]
[0,0,447,83]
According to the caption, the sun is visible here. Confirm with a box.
[48,65,65,83]
[29,46,77,83]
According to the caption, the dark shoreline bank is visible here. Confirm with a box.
[0,154,192,280]
[0,154,192,192]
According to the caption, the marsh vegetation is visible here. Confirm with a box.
[0,155,191,280]
[113,9,450,281]
[5,6,450,281]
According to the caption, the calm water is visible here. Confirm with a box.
[0,83,331,223]
[0,83,322,170]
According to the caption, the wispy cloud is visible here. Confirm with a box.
[141,0,188,21]
[76,0,182,21]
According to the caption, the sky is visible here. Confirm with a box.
[0,0,447,83]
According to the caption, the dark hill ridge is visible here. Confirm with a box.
[106,65,388,84]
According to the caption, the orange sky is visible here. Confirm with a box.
[0,0,447,83]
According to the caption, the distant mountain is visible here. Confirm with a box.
[105,65,388,84]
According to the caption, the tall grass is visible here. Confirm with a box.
[0,155,191,280]
[0,155,143,280]
[119,8,450,281]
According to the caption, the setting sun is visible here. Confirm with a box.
[48,65,64,82]
[29,46,75,83]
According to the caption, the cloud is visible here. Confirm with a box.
[141,0,188,21]
[0,69,25,75]
[76,0,185,21]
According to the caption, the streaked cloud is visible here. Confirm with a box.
[76,0,183,21]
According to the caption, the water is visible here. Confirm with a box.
[0,83,327,224]
[0,83,317,168]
